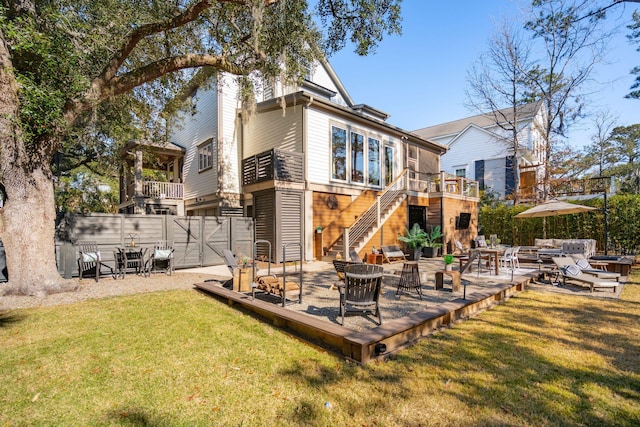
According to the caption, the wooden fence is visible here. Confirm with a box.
[55,213,254,278]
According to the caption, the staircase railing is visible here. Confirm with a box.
[342,169,409,255]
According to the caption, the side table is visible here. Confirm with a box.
[367,253,383,265]
[396,261,423,299]
[435,270,461,292]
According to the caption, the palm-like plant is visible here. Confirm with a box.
[398,223,428,249]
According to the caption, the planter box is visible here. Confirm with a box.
[422,247,438,258]
[233,267,253,292]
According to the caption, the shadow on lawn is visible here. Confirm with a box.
[272,288,640,425]
[0,311,25,328]
[106,407,165,427]
[400,294,640,425]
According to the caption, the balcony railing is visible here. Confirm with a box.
[140,181,184,199]
[408,171,479,198]
[242,149,304,186]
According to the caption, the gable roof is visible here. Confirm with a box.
[413,101,542,140]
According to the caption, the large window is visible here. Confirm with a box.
[351,132,364,183]
[331,126,347,181]
[368,137,380,186]
[331,124,389,187]
[198,139,213,172]
[384,145,394,185]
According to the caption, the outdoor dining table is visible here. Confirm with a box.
[115,246,149,278]
[472,247,505,275]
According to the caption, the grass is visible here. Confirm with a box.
[1,273,640,426]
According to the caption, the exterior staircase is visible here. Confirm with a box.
[324,170,408,259]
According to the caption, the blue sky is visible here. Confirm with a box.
[327,0,639,148]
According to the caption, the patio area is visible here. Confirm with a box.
[195,257,579,363]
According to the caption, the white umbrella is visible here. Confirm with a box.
[515,199,597,218]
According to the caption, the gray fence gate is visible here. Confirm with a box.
[55,213,254,278]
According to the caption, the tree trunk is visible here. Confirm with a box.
[0,29,65,295]
[1,167,64,295]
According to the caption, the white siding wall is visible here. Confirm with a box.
[309,63,349,107]
[305,108,401,187]
[219,76,241,194]
[170,83,219,199]
[243,107,303,158]
[441,127,506,178]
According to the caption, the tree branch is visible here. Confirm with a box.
[64,53,250,125]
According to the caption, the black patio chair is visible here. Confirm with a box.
[339,263,384,325]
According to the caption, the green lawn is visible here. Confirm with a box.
[1,272,639,426]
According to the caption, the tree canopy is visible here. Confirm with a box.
[0,0,402,293]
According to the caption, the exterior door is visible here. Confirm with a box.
[408,205,427,231]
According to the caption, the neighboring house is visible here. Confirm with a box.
[119,60,480,262]
[413,102,547,200]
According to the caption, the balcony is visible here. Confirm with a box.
[408,171,479,198]
[242,149,304,186]
[125,181,184,200]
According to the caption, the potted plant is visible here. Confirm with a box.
[398,223,427,261]
[443,254,455,271]
[422,225,444,258]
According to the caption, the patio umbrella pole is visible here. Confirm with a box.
[604,192,609,256]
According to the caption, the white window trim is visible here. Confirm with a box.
[198,138,214,172]
[330,122,385,188]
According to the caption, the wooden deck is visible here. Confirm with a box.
[195,272,532,364]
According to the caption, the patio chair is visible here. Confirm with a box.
[380,245,407,263]
[349,250,364,263]
[77,241,114,282]
[339,263,384,325]
[568,254,621,281]
[147,241,174,275]
[498,246,520,270]
[552,257,618,293]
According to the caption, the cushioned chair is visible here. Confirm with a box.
[552,257,618,293]
[569,254,621,281]
[148,241,174,275]
[77,241,114,282]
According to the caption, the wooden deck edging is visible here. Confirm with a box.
[195,275,531,364]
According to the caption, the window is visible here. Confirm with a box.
[384,145,394,185]
[351,132,364,183]
[368,137,380,186]
[331,126,347,181]
[331,124,388,187]
[198,139,213,172]
[455,168,466,178]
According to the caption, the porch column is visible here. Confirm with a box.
[134,149,145,214]
[172,158,180,183]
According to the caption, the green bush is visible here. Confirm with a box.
[478,195,640,254]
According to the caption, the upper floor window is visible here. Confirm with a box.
[351,132,365,183]
[332,124,386,187]
[198,139,214,172]
[331,126,347,181]
[455,168,466,178]
[384,145,394,185]
[368,138,380,186]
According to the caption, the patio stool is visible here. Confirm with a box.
[435,270,461,292]
[396,261,422,299]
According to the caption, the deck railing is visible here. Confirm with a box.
[408,171,479,198]
[141,181,184,199]
[242,149,304,185]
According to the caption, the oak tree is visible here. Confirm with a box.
[0,0,401,294]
